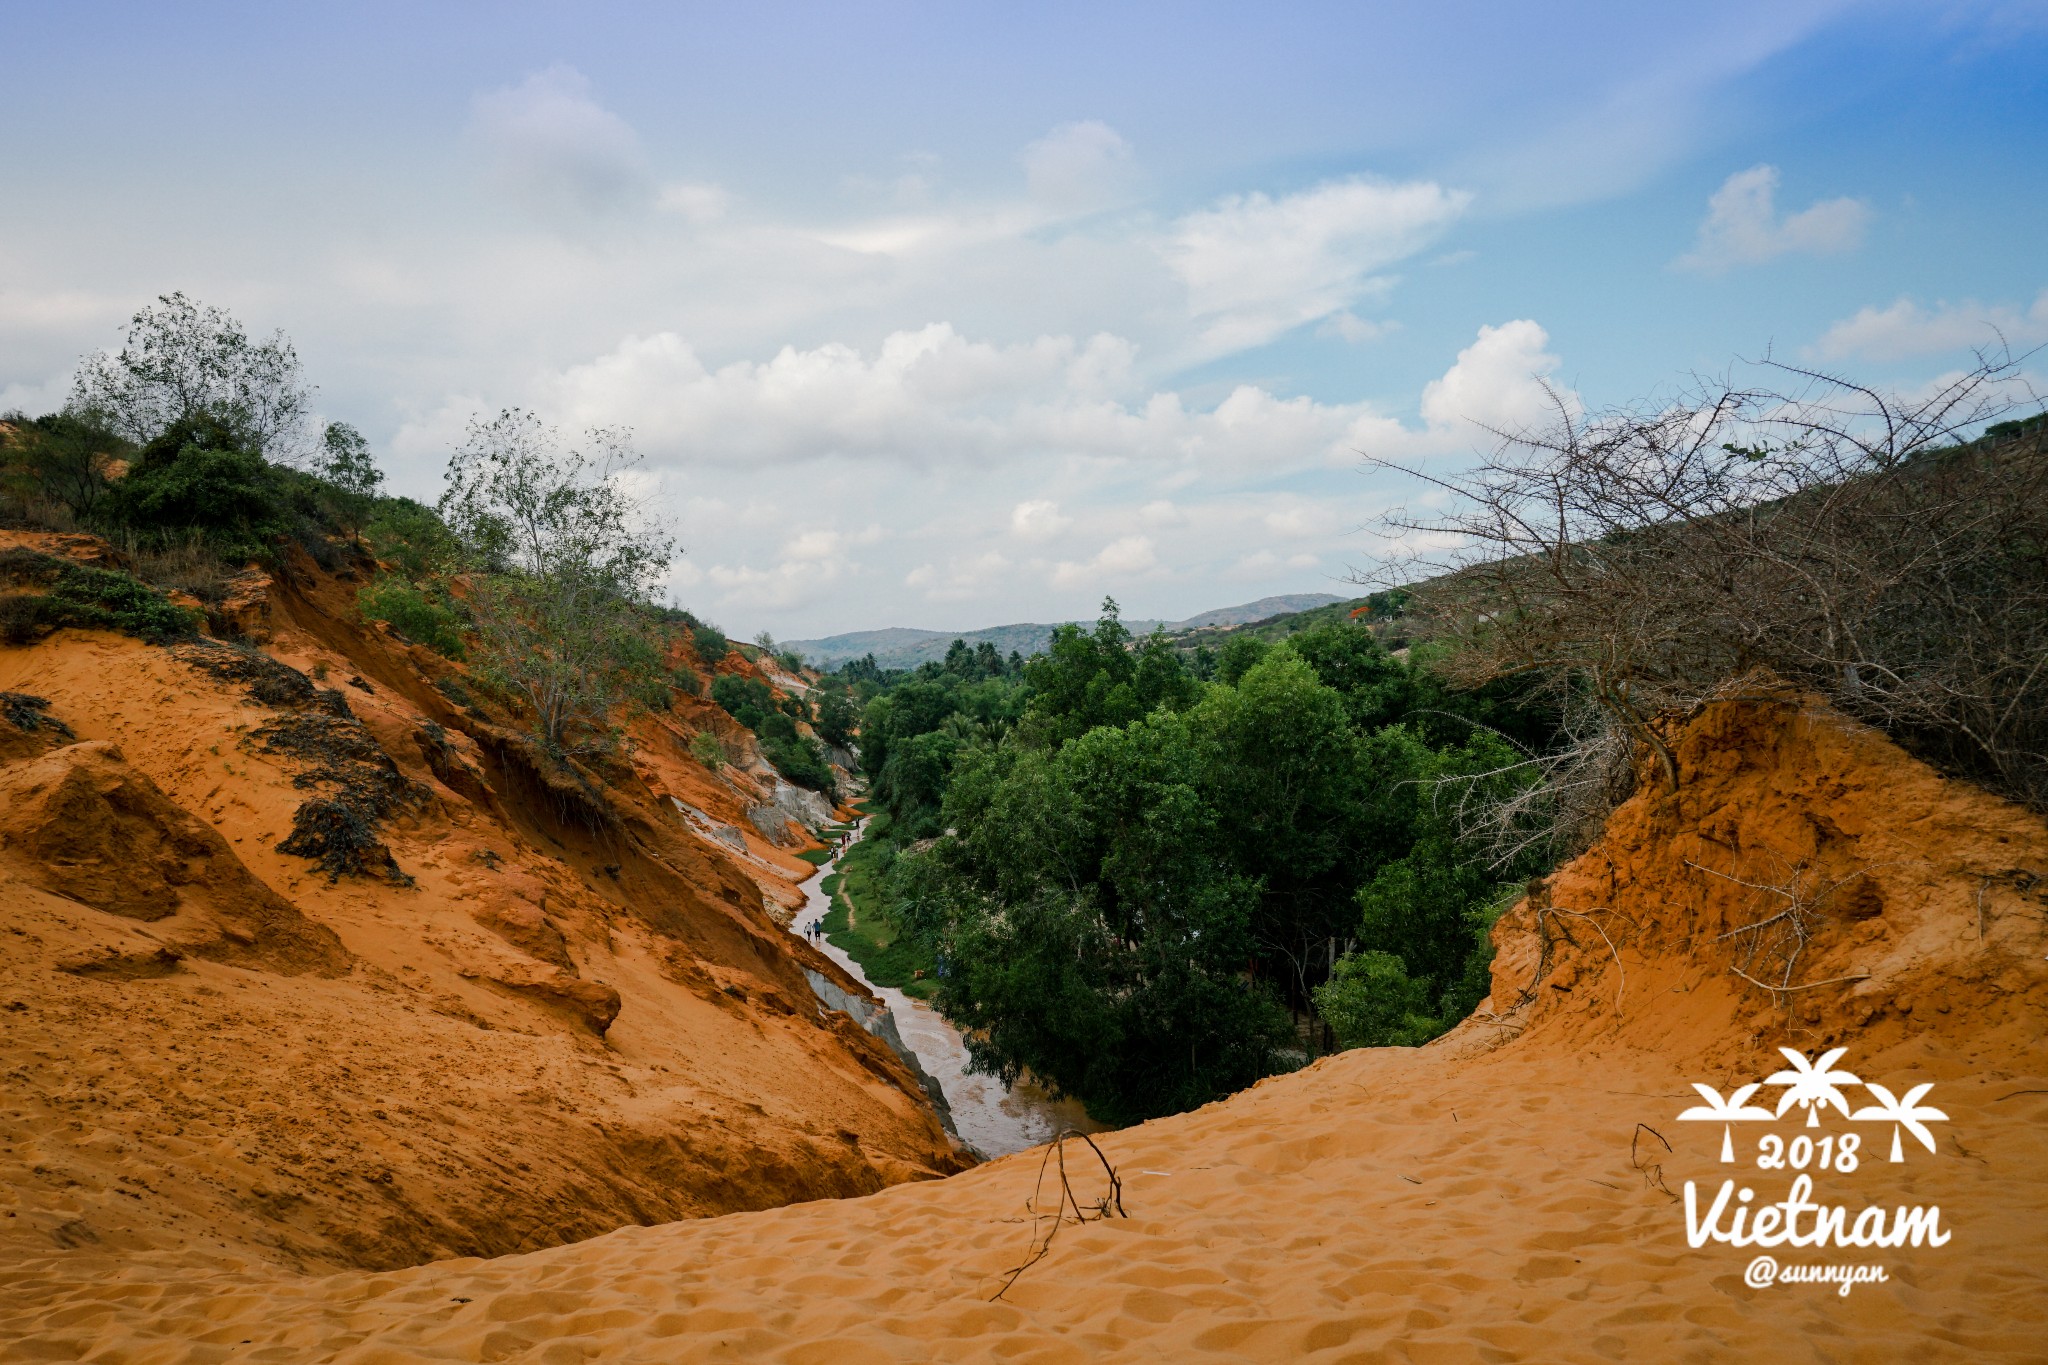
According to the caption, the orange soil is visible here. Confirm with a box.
[0,537,963,1277]
[4,601,2046,1358]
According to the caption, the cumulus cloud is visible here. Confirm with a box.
[1813,289,2048,362]
[1011,499,1072,541]
[543,321,1425,473]
[470,66,651,218]
[1164,176,1470,354]
[394,317,1572,629]
[1052,534,1159,589]
[1674,165,1869,273]
[1022,121,1138,213]
[1418,319,1570,435]
[908,550,1015,601]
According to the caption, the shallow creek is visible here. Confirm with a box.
[790,820,1100,1159]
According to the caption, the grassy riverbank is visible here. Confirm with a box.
[820,811,939,1001]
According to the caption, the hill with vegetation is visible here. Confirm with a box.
[0,295,967,1273]
[785,593,1344,670]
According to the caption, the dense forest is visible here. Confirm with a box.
[838,601,1560,1123]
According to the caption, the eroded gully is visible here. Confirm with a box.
[789,819,1100,1159]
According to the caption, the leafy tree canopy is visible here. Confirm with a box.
[68,292,313,461]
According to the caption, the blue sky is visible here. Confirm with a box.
[3,1,2044,638]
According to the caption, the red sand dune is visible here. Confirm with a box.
[2,535,2043,1360]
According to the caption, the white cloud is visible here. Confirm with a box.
[1053,534,1159,589]
[1022,121,1137,213]
[381,318,1572,630]
[538,321,1430,473]
[908,550,1014,601]
[1261,502,1342,539]
[1813,289,2048,362]
[1675,165,1869,273]
[1317,310,1398,344]
[1138,500,1184,528]
[0,373,75,415]
[1010,499,1071,541]
[700,551,852,610]
[470,66,651,218]
[655,182,732,223]
[1164,176,1470,354]
[783,529,848,561]
[1419,319,1571,435]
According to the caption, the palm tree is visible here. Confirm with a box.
[1850,1083,1947,1163]
[1765,1047,1862,1128]
[1679,1082,1775,1163]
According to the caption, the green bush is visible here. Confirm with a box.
[92,414,287,563]
[688,730,724,769]
[814,688,859,749]
[711,672,774,725]
[1,557,201,645]
[761,733,837,795]
[0,411,132,520]
[1312,951,1439,1048]
[363,497,459,582]
[358,575,466,658]
[709,672,836,794]
[691,624,728,663]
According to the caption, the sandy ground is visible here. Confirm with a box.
[2,555,2044,1361]
[0,538,964,1278]
[3,1006,2041,1361]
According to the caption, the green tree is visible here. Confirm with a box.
[1021,598,1195,747]
[438,410,676,759]
[1213,633,1269,685]
[68,293,313,461]
[815,688,860,750]
[691,624,728,663]
[930,711,1294,1122]
[1312,951,1439,1048]
[1191,650,1376,1012]
[317,421,384,543]
[364,497,460,582]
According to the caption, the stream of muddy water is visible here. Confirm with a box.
[789,820,1100,1159]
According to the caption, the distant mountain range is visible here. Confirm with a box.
[786,594,1347,669]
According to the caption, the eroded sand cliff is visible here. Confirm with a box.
[0,533,965,1277]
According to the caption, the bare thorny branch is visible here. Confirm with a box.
[1356,348,2048,814]
[989,1128,1128,1302]
[1687,854,1883,1008]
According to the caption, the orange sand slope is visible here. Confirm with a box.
[4,697,2044,1360]
[0,535,962,1277]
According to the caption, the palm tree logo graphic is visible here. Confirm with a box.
[1850,1083,1948,1163]
[1678,1083,1775,1162]
[1764,1047,1862,1128]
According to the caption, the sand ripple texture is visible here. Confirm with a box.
[3,1035,2045,1363]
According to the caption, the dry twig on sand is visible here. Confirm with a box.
[1631,1123,1675,1199]
[990,1128,1127,1302]
[1519,902,1636,1013]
